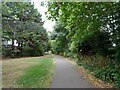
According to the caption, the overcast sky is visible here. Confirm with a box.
[31,0,55,32]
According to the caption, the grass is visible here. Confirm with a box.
[2,55,55,88]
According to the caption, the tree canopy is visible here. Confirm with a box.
[2,2,49,58]
[47,2,120,58]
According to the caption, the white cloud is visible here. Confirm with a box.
[31,0,55,32]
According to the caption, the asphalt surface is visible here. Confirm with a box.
[51,55,93,88]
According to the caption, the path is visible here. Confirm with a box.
[51,55,93,88]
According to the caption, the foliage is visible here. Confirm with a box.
[114,44,120,65]
[2,2,49,58]
[95,65,120,88]
[76,54,120,87]
[49,21,68,55]
[47,2,120,56]
[78,31,112,56]
[47,2,120,87]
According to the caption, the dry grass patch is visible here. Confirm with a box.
[2,57,41,88]
[2,55,54,88]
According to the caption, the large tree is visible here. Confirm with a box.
[2,2,48,58]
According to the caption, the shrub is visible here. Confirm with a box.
[114,44,120,65]
[77,31,111,56]
[95,65,120,87]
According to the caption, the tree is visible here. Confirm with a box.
[47,2,120,57]
[50,21,68,55]
[2,2,48,58]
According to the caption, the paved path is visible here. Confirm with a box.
[51,55,93,88]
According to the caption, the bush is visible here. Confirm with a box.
[114,44,120,65]
[78,31,111,56]
[76,54,120,88]
[95,65,120,87]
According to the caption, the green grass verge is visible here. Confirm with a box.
[16,56,55,88]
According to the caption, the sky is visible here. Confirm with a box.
[31,0,55,32]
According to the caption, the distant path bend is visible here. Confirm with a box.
[51,55,93,88]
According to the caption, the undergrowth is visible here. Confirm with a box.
[76,54,120,88]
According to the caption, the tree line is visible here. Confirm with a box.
[2,2,49,58]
